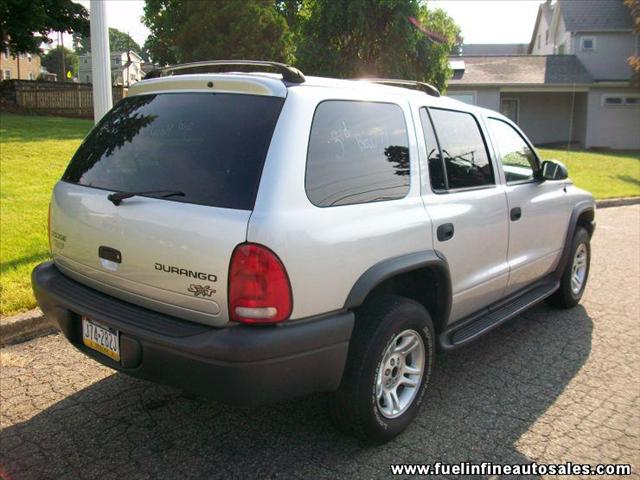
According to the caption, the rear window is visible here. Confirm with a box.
[63,93,284,210]
[305,101,410,207]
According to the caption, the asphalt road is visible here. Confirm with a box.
[1,205,639,480]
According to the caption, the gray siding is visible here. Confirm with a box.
[475,89,500,111]
[574,32,637,80]
[501,92,586,145]
[585,89,640,149]
[446,87,500,111]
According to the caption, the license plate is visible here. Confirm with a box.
[82,317,120,362]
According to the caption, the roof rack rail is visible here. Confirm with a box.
[145,60,306,84]
[358,78,440,97]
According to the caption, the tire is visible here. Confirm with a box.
[548,226,591,309]
[329,295,435,443]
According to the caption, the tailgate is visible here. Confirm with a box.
[50,90,284,327]
[51,182,248,326]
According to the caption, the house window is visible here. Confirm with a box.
[501,98,519,123]
[603,96,623,105]
[3,69,10,80]
[2,49,8,59]
[84,58,88,64]
[447,92,476,105]
[581,37,595,51]
[545,30,549,45]
[85,75,90,83]
[537,34,541,49]
[602,95,639,106]
[27,54,32,62]
[558,43,566,55]
[28,72,34,80]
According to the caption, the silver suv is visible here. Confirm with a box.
[33,60,595,442]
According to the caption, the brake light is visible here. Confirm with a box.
[228,243,292,324]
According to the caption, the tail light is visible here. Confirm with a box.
[228,243,292,324]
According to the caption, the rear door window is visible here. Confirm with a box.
[428,108,494,190]
[305,100,410,207]
[63,93,284,210]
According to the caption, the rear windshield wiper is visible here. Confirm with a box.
[107,190,185,206]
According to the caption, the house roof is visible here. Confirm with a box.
[460,44,529,55]
[448,55,593,86]
[558,0,633,32]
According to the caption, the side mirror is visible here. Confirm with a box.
[541,160,568,181]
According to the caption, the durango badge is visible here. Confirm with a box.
[154,263,217,282]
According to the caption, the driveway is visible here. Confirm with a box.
[1,205,639,479]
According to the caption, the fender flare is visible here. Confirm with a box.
[555,200,596,279]
[343,250,452,326]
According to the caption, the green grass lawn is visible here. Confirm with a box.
[0,112,639,316]
[538,148,640,199]
[1,113,92,316]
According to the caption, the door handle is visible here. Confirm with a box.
[437,223,455,242]
[510,207,522,221]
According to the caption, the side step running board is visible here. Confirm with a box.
[439,280,559,350]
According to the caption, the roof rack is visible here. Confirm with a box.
[358,78,440,97]
[145,60,306,84]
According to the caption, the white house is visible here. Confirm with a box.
[447,0,639,150]
[78,50,144,86]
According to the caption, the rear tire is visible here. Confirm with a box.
[548,227,590,309]
[329,295,434,443]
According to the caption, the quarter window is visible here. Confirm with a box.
[428,108,494,190]
[305,101,410,207]
[487,118,538,184]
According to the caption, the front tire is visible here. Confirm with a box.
[329,295,434,443]
[548,226,591,309]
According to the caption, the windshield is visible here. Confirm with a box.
[63,92,284,210]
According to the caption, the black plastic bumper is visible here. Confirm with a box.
[32,261,354,406]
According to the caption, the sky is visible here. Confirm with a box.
[55,0,544,51]
[430,0,543,44]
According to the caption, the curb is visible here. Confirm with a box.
[595,197,640,209]
[0,308,58,347]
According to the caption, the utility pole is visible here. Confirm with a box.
[60,32,66,82]
[89,0,112,123]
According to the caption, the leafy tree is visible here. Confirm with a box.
[0,0,89,55]
[73,27,149,62]
[296,0,460,90]
[142,0,294,65]
[624,0,639,82]
[41,45,78,78]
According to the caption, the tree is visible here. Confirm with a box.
[624,0,639,82]
[0,0,89,55]
[296,0,460,90]
[41,46,78,79]
[73,27,149,62]
[142,0,294,65]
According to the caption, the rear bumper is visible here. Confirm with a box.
[32,261,354,405]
